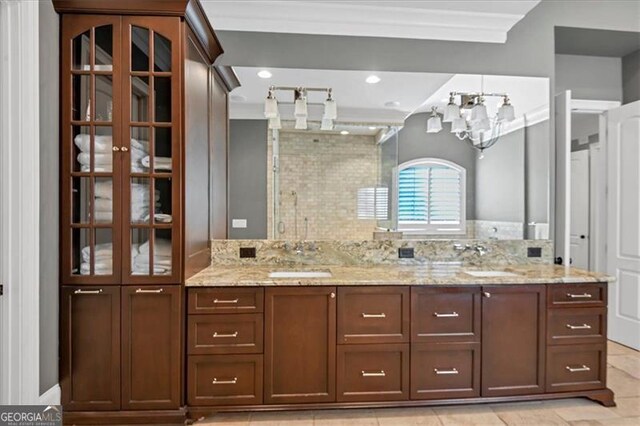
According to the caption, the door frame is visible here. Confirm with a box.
[0,0,42,404]
[569,99,621,272]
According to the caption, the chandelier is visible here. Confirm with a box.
[264,85,337,131]
[426,91,515,157]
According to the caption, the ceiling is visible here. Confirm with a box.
[201,0,541,44]
[229,67,454,123]
[229,67,550,127]
[555,27,640,58]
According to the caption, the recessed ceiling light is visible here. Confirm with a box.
[257,70,272,79]
[340,130,349,135]
[368,126,377,130]
[366,75,381,84]
[384,101,400,108]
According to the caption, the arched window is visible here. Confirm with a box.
[396,158,466,234]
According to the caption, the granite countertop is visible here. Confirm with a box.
[185,263,613,287]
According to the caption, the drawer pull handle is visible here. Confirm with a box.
[213,331,239,338]
[212,377,238,385]
[483,292,491,298]
[566,323,592,330]
[74,289,103,295]
[135,288,163,294]
[361,370,386,377]
[566,293,592,299]
[213,298,239,304]
[434,312,459,318]
[566,365,591,373]
[434,368,459,375]
[362,313,386,318]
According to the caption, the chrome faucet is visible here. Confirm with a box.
[453,243,489,256]
[295,242,304,256]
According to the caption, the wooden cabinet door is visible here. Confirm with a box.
[60,286,120,411]
[121,285,182,409]
[264,287,337,404]
[60,15,124,285]
[481,285,546,397]
[120,16,182,284]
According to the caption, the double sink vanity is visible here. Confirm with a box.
[184,248,615,421]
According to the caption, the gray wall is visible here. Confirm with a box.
[39,0,59,394]
[525,120,551,228]
[228,119,268,238]
[475,128,524,222]
[555,54,623,101]
[398,113,477,220]
[622,49,640,104]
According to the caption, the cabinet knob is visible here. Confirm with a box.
[121,146,129,152]
[483,291,491,298]
[112,146,120,152]
[330,292,336,298]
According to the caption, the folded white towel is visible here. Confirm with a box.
[95,181,153,200]
[132,265,171,275]
[154,213,173,223]
[80,262,112,275]
[74,134,150,154]
[82,243,139,264]
[141,156,172,171]
[133,255,171,268]
[139,238,172,257]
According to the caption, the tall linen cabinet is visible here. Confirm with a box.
[53,1,232,423]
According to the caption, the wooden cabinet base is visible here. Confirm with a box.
[63,408,187,425]
[186,388,616,421]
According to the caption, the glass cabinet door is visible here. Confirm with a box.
[122,17,181,284]
[61,16,123,284]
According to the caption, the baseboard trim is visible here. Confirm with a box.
[39,384,61,406]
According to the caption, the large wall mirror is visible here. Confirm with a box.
[227,68,550,241]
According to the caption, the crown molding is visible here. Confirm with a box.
[202,1,539,44]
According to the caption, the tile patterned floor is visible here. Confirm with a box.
[196,341,640,426]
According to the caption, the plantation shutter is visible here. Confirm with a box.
[398,163,463,227]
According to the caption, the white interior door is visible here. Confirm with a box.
[570,150,590,269]
[607,100,640,350]
[555,91,572,266]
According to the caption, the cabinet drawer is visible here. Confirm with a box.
[337,286,410,344]
[548,284,606,308]
[337,344,409,402]
[411,287,481,343]
[548,308,606,345]
[546,344,606,393]
[188,288,264,314]
[188,314,264,355]
[411,343,480,400]
[187,354,263,406]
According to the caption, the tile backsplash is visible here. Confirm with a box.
[211,239,554,266]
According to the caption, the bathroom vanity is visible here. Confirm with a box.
[183,263,614,422]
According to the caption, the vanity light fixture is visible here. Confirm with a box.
[264,85,337,130]
[340,130,349,135]
[366,75,381,84]
[264,88,279,119]
[426,107,442,133]
[258,69,272,79]
[428,91,516,155]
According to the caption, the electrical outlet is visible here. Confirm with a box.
[398,247,414,259]
[232,219,247,228]
[527,247,542,258]
[239,247,256,258]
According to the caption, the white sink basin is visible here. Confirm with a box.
[269,271,333,279]
[463,270,519,278]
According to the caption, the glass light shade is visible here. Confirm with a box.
[450,117,467,133]
[443,103,460,123]
[268,116,281,130]
[264,97,279,118]
[426,115,442,133]
[474,118,491,132]
[294,117,307,130]
[324,99,337,120]
[498,103,515,122]
[320,117,333,131]
[471,103,488,121]
[294,98,308,117]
